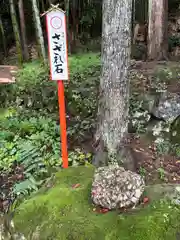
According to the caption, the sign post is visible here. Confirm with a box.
[43,5,68,168]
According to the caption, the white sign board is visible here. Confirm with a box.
[46,10,68,80]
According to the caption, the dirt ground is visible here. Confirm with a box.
[130,60,180,185]
[128,134,180,185]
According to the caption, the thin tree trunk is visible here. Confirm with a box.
[31,0,46,63]
[41,0,45,12]
[9,0,23,66]
[0,15,7,57]
[64,0,71,54]
[48,0,52,6]
[148,0,168,60]
[93,0,134,170]
[71,0,78,52]
[18,0,29,61]
[131,0,136,45]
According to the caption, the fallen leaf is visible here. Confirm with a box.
[143,197,149,204]
[72,183,81,189]
[100,208,109,214]
[94,208,109,214]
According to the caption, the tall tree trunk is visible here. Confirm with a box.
[0,15,7,57]
[41,0,45,12]
[31,0,46,63]
[93,0,134,170]
[71,0,78,52]
[9,0,23,65]
[147,0,168,60]
[64,0,71,54]
[18,0,29,61]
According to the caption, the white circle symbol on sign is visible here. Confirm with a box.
[50,16,62,29]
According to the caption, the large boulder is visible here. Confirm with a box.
[143,91,180,122]
[8,166,180,240]
[91,165,145,209]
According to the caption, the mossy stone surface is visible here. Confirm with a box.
[14,166,180,240]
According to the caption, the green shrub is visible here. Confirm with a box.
[0,54,100,117]
[0,53,99,198]
[0,108,93,197]
[168,36,180,52]
[0,53,100,141]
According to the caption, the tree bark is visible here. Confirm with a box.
[18,0,29,61]
[0,15,7,57]
[147,0,168,60]
[93,0,134,170]
[9,0,23,66]
[31,0,46,63]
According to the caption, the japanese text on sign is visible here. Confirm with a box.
[46,10,68,80]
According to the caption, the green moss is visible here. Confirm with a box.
[14,166,180,240]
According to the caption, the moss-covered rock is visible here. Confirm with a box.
[14,166,180,240]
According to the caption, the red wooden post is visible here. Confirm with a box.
[44,5,69,168]
[58,80,68,168]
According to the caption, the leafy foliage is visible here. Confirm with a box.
[0,54,100,198]
[0,54,100,141]
[0,110,93,197]
[168,36,180,52]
